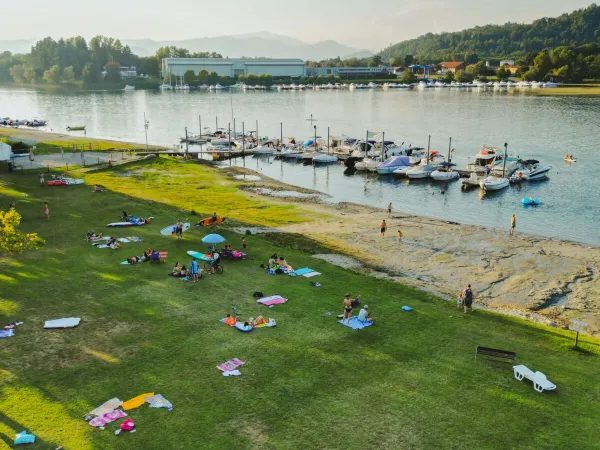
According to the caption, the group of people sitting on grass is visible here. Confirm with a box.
[171,262,191,278]
[266,253,293,274]
[221,244,247,259]
[127,248,159,265]
[342,293,373,324]
[224,314,268,328]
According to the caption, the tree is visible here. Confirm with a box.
[197,69,209,84]
[390,56,403,67]
[183,69,196,84]
[9,64,26,83]
[588,56,600,80]
[400,70,417,83]
[551,65,570,81]
[42,65,61,84]
[139,56,159,77]
[442,72,454,83]
[496,66,511,79]
[404,55,414,67]
[522,68,540,81]
[62,66,75,82]
[455,70,474,82]
[0,209,45,253]
[82,62,98,83]
[533,51,553,79]
[23,66,36,84]
[369,55,382,67]
[104,62,121,82]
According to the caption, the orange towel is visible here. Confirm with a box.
[122,392,154,411]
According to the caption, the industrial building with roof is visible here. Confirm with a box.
[161,58,307,78]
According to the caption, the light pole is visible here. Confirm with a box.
[314,125,317,152]
[144,113,149,151]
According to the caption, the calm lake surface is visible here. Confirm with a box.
[1,86,599,245]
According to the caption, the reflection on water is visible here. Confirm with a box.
[1,87,599,245]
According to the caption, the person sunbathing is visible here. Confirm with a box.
[127,256,140,264]
[107,237,120,249]
[251,315,268,326]
[225,314,238,326]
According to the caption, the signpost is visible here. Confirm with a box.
[568,319,590,347]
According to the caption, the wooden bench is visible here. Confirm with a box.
[475,346,516,364]
[151,252,168,264]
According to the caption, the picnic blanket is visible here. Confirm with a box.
[145,394,173,411]
[303,271,321,278]
[292,267,313,276]
[257,295,288,306]
[44,317,80,329]
[0,329,15,338]
[217,358,245,372]
[290,267,321,278]
[338,317,373,330]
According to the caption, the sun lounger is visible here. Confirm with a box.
[513,365,557,393]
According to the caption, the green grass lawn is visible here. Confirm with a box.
[1,165,599,450]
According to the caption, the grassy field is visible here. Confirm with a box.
[1,160,599,450]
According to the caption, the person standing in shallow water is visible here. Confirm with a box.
[510,214,516,236]
[387,202,392,216]
[380,219,387,237]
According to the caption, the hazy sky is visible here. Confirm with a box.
[2,0,594,50]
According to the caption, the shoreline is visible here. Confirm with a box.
[221,165,600,335]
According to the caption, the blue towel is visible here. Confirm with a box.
[338,317,373,330]
[294,268,314,276]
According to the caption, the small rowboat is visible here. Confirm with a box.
[66,125,86,131]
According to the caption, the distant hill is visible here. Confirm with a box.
[123,32,372,60]
[378,4,600,62]
[0,32,371,61]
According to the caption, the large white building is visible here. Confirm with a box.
[161,58,306,78]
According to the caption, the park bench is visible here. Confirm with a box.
[475,346,516,364]
[151,252,168,264]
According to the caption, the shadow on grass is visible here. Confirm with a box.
[0,412,50,447]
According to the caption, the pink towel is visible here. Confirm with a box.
[89,409,127,428]
[217,358,245,372]
[257,295,288,306]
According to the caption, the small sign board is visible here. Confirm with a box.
[568,320,590,333]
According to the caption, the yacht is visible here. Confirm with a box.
[406,159,436,179]
[465,146,504,173]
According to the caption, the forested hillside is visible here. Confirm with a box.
[379,4,600,62]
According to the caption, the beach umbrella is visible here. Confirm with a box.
[202,234,225,244]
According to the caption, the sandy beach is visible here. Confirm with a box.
[228,167,600,335]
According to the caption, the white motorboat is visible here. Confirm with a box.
[123,85,135,91]
[354,159,379,171]
[376,156,411,175]
[431,163,460,181]
[509,160,551,183]
[253,140,277,155]
[480,175,509,191]
[159,83,173,90]
[313,153,337,164]
[406,162,436,179]
[392,165,413,176]
[461,172,487,189]
[465,145,504,173]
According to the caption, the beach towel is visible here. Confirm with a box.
[338,317,374,330]
[127,236,143,242]
[14,431,36,445]
[145,394,173,411]
[88,409,127,428]
[303,271,321,278]
[44,317,80,329]
[117,238,131,243]
[123,392,154,411]
[254,318,276,328]
[217,358,245,372]
[222,370,242,377]
[89,398,123,417]
[293,268,314,276]
[257,295,288,306]
[0,329,15,338]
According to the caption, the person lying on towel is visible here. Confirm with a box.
[358,305,373,323]
[86,231,103,241]
[127,256,140,265]
[224,314,238,326]
[249,315,268,326]
[107,237,120,249]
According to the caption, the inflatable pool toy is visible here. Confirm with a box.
[197,216,226,227]
[522,197,540,206]
[564,157,577,163]
[402,306,412,312]
[47,178,84,186]
[186,250,214,261]
[235,322,253,332]
[160,222,191,236]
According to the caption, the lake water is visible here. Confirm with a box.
[1,86,599,245]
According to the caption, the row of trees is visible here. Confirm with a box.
[0,38,225,85]
[378,4,600,62]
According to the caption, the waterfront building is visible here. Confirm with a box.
[439,61,466,74]
[306,66,393,78]
[161,58,306,78]
[500,59,515,67]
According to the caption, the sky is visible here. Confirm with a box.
[1,0,595,51]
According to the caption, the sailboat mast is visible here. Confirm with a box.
[327,127,330,154]
[503,142,508,178]
[382,132,385,162]
[427,135,431,162]
[199,115,201,136]
[448,137,452,162]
